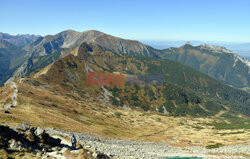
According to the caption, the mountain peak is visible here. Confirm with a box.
[180,41,193,48]
[199,43,233,54]
[184,41,193,46]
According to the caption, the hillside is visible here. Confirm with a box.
[162,42,250,91]
[0,43,249,151]
[23,43,250,116]
[9,30,161,82]
[0,39,28,86]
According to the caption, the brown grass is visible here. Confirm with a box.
[0,79,249,148]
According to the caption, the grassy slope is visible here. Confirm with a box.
[0,43,249,148]
[0,79,249,147]
[37,44,249,116]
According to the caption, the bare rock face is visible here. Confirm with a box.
[16,123,30,132]
[35,127,45,136]
[199,43,233,54]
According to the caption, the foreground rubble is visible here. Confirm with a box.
[0,123,111,159]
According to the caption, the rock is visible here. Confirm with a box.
[16,124,27,131]
[93,151,98,158]
[35,127,45,136]
[109,154,115,157]
[10,140,19,149]
[30,127,37,133]
[85,145,91,148]
[60,147,68,153]
[26,131,36,142]
[16,123,31,132]
[47,136,61,147]
[4,110,11,114]
[22,123,30,130]
[97,152,111,159]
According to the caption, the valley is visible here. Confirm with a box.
[0,42,249,158]
[0,31,249,159]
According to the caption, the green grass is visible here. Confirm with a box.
[114,112,123,118]
[206,118,250,130]
[192,126,204,130]
[206,143,224,149]
[217,131,245,136]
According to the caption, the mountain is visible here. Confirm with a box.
[23,30,161,57]
[0,39,28,86]
[0,34,250,150]
[1,30,250,94]
[142,40,250,57]
[11,30,161,80]
[0,32,40,46]
[3,29,250,94]
[19,43,249,117]
[162,42,250,91]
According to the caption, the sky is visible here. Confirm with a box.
[0,0,250,43]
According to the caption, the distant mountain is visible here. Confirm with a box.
[244,56,250,61]
[0,39,28,85]
[142,40,250,57]
[0,32,41,46]
[162,42,250,91]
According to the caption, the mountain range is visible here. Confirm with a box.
[0,32,40,47]
[143,40,250,57]
[1,30,249,92]
[162,42,250,90]
[0,30,249,117]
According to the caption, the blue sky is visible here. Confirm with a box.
[0,0,250,42]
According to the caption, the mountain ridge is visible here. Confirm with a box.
[25,42,249,116]
[0,32,40,46]
[1,29,250,93]
[162,42,250,90]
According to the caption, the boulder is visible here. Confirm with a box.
[4,110,11,114]
[9,140,19,149]
[26,131,36,142]
[35,127,45,136]
[16,124,27,131]
[16,123,31,132]
[97,152,111,159]
[22,123,30,130]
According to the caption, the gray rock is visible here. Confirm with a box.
[35,127,45,136]
[10,140,19,149]
[92,151,98,158]
[22,123,30,130]
[16,124,26,131]
[16,123,30,131]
